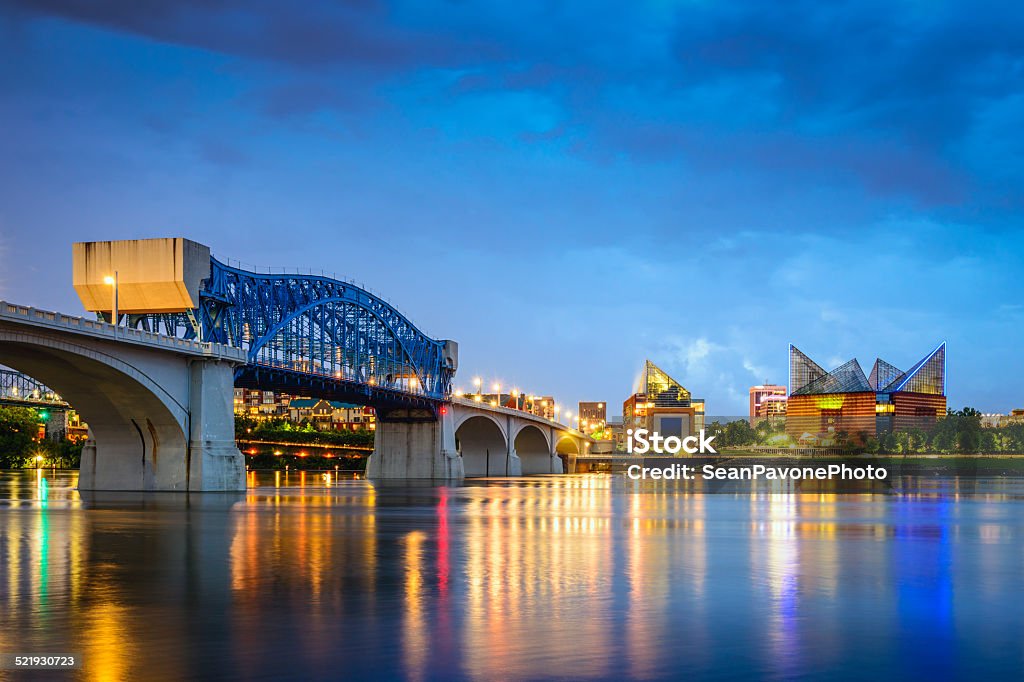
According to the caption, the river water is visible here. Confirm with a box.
[2,469,1023,680]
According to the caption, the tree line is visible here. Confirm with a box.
[235,416,374,447]
[0,406,83,468]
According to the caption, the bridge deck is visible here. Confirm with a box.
[1,302,246,361]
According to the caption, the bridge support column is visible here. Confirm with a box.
[186,358,247,491]
[505,446,523,477]
[366,406,463,480]
[504,414,522,476]
[550,451,565,474]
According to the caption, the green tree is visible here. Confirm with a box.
[0,406,43,468]
[722,419,756,447]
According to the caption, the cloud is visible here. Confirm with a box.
[4,0,504,76]
[8,0,1023,209]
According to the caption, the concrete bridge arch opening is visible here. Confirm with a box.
[456,414,509,477]
[554,435,579,474]
[0,333,188,489]
[515,424,554,475]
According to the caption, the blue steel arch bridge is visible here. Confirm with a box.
[0,368,68,409]
[116,257,456,419]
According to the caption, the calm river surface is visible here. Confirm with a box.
[2,470,1024,680]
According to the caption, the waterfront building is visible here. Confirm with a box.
[981,409,1024,428]
[749,384,787,423]
[233,388,292,419]
[607,417,626,451]
[526,395,556,420]
[578,401,608,436]
[287,398,375,431]
[786,343,946,444]
[623,360,705,438]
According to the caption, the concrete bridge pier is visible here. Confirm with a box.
[185,358,247,491]
[365,407,464,480]
[549,450,565,474]
[76,357,245,491]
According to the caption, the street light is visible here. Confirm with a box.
[103,272,119,333]
[474,377,482,396]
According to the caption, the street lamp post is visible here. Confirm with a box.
[104,272,119,334]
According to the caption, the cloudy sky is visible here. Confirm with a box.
[1,1,1022,415]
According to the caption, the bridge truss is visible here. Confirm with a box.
[128,259,455,413]
[0,368,67,408]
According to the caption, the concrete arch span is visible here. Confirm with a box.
[0,334,188,490]
[0,323,245,491]
[456,414,510,477]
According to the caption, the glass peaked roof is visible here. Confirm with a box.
[794,358,872,395]
[869,358,903,391]
[883,343,946,395]
[790,345,827,395]
[790,343,946,397]
[640,360,692,407]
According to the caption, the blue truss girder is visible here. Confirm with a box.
[132,258,454,405]
[0,368,67,406]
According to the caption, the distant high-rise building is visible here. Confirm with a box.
[623,360,705,440]
[749,384,787,423]
[786,343,946,444]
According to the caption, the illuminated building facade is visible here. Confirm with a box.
[623,360,705,439]
[757,394,788,425]
[287,398,375,431]
[786,343,946,443]
[527,395,556,420]
[749,384,787,424]
[578,401,608,436]
[233,388,292,418]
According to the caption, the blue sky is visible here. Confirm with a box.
[1,1,1022,415]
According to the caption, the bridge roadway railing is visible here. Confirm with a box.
[0,302,246,362]
[449,396,589,438]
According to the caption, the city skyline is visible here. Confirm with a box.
[1,2,1023,414]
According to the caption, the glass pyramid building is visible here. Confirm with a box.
[786,342,947,441]
[639,359,693,407]
[624,360,705,437]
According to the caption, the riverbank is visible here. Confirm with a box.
[237,440,369,470]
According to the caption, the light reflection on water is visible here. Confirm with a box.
[2,471,1024,680]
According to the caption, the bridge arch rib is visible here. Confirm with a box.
[205,260,454,400]
[0,330,189,490]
